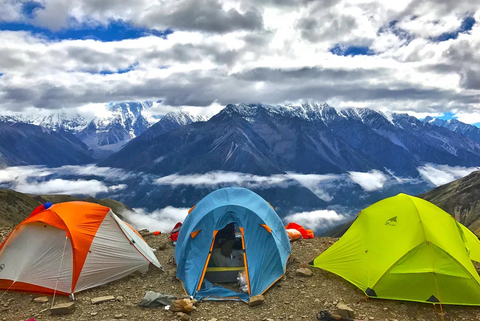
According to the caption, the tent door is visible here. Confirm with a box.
[197,230,218,291]
[239,227,251,295]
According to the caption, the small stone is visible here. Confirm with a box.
[158,242,167,250]
[383,307,388,311]
[296,268,313,277]
[50,302,76,315]
[33,296,49,303]
[177,312,191,321]
[336,302,355,319]
[314,299,320,303]
[114,314,124,319]
[369,317,375,320]
[90,312,98,316]
[91,295,116,304]
[248,294,265,307]
[208,319,218,321]
[170,299,194,313]
[116,296,124,302]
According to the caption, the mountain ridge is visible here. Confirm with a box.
[100,102,480,177]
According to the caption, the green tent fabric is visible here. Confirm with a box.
[311,193,480,306]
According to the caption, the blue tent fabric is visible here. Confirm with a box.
[175,187,291,302]
[196,280,249,302]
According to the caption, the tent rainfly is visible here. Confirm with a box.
[175,187,291,303]
[311,193,480,306]
[0,201,161,296]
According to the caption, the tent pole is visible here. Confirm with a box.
[433,273,445,321]
[51,235,68,308]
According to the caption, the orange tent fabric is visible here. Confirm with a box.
[285,222,314,239]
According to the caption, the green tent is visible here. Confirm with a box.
[311,193,480,305]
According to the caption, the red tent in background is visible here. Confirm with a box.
[169,222,183,242]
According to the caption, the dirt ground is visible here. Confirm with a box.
[0,230,479,321]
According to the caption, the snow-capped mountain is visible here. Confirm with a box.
[0,102,162,160]
[0,113,89,133]
[133,111,207,143]
[76,102,157,151]
[100,103,480,177]
[423,116,480,145]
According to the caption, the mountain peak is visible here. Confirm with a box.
[161,111,207,125]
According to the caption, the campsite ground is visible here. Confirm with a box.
[0,229,478,321]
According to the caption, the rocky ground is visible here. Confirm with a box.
[0,229,479,321]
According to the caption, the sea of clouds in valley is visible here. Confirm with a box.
[0,163,478,233]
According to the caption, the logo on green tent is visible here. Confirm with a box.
[385,216,397,226]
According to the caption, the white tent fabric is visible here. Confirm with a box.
[0,222,73,293]
[75,211,159,292]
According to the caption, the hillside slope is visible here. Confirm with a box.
[0,189,133,227]
[419,170,480,235]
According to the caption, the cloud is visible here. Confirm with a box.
[13,178,126,196]
[418,164,480,186]
[125,206,189,232]
[348,170,388,191]
[155,171,291,188]
[0,0,479,117]
[154,171,344,200]
[283,209,346,232]
[0,164,135,196]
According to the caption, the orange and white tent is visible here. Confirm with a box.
[0,201,161,296]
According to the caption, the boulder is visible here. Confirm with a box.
[170,299,194,313]
[50,302,76,315]
[336,302,355,319]
[296,268,313,277]
[248,294,265,307]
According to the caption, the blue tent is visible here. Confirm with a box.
[175,187,291,302]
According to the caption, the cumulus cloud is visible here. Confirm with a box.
[283,209,346,232]
[348,170,388,191]
[417,164,480,186]
[125,206,190,232]
[0,0,479,116]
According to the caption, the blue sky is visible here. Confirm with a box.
[0,20,173,42]
[0,0,478,125]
